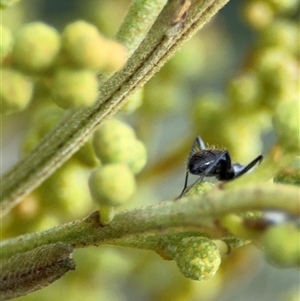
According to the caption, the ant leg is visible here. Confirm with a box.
[183,150,229,196]
[233,155,263,178]
[197,136,206,150]
[187,136,206,162]
[176,137,206,200]
[176,170,190,199]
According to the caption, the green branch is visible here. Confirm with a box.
[116,0,167,55]
[1,183,298,260]
[0,0,230,216]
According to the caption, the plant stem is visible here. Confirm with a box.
[1,0,230,216]
[116,0,167,55]
[1,183,298,260]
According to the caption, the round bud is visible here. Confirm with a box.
[93,119,136,144]
[262,223,300,268]
[259,21,298,55]
[95,136,147,174]
[93,121,146,174]
[51,68,98,109]
[142,80,182,116]
[227,73,262,112]
[126,140,147,174]
[220,118,263,162]
[0,68,33,115]
[12,22,60,72]
[62,20,109,70]
[273,98,299,153]
[175,237,221,281]
[0,25,13,63]
[36,159,93,218]
[243,1,274,30]
[192,94,224,141]
[102,39,127,72]
[31,105,64,137]
[89,164,136,207]
[254,48,298,93]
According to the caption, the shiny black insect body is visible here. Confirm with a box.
[177,137,263,198]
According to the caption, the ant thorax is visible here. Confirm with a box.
[188,149,226,176]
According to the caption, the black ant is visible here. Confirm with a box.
[177,136,263,199]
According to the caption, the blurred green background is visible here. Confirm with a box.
[1,0,299,300]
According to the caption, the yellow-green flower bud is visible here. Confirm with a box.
[36,160,93,217]
[142,80,182,116]
[12,22,60,72]
[192,94,223,124]
[242,1,274,30]
[32,105,64,136]
[262,223,300,268]
[259,21,299,55]
[0,25,13,63]
[93,119,147,173]
[62,20,110,70]
[102,40,127,73]
[94,119,136,143]
[89,164,136,207]
[254,48,297,91]
[192,94,224,143]
[220,118,264,162]
[227,73,262,112]
[94,135,146,174]
[0,68,33,115]
[51,68,98,109]
[126,140,147,174]
[175,237,221,281]
[193,93,265,162]
[273,98,299,153]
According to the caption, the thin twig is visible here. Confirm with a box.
[1,183,298,260]
[116,0,167,55]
